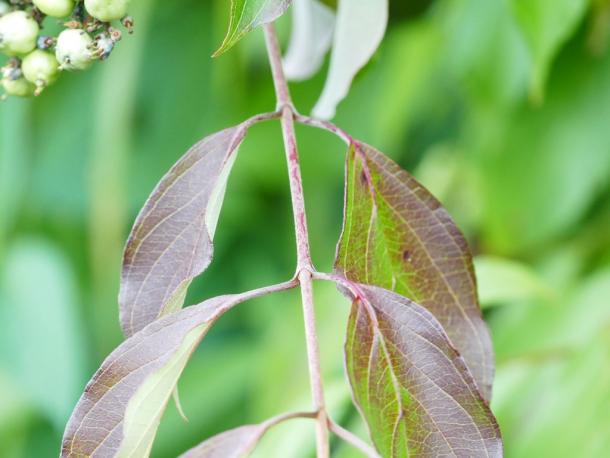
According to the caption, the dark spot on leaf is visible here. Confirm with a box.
[403,250,411,262]
[360,170,368,184]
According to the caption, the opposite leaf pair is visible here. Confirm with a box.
[61,112,502,457]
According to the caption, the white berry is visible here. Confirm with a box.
[2,77,35,97]
[22,50,60,94]
[0,11,40,56]
[56,29,94,71]
[84,0,130,22]
[32,0,75,18]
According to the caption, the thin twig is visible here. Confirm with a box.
[328,419,381,458]
[299,269,330,456]
[312,271,381,329]
[263,23,330,458]
[294,113,378,199]
[262,410,319,429]
[263,24,312,271]
[294,113,355,145]
[243,110,283,127]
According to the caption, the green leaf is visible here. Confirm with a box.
[477,43,610,254]
[343,284,502,457]
[0,100,29,254]
[119,125,247,337]
[511,330,610,457]
[0,238,86,430]
[283,0,335,81]
[492,329,610,458]
[439,0,530,107]
[214,0,293,56]
[336,143,494,400]
[474,255,554,307]
[312,0,389,119]
[492,268,610,361]
[62,284,293,457]
[510,0,589,101]
[179,412,312,457]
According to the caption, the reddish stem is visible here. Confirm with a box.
[263,23,329,458]
[328,418,381,458]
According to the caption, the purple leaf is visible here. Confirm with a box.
[180,412,314,457]
[62,281,295,457]
[343,283,502,457]
[119,125,246,337]
[336,143,494,400]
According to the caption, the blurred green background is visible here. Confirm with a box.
[1,0,610,456]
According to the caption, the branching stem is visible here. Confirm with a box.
[263,23,329,458]
[328,419,381,458]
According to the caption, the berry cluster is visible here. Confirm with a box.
[0,0,132,98]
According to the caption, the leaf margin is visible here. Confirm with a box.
[335,141,495,401]
[62,280,296,457]
[214,0,293,57]
[339,280,503,457]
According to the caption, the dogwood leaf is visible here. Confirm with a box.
[283,0,335,81]
[312,0,388,119]
[343,283,502,457]
[336,143,494,400]
[215,0,293,56]
[62,283,293,457]
[179,412,313,457]
[119,125,246,337]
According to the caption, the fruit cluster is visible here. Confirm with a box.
[0,0,132,98]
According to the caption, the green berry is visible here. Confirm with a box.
[22,50,60,94]
[32,0,76,18]
[0,11,40,56]
[56,29,94,70]
[2,77,35,97]
[84,0,130,22]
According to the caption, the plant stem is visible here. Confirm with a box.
[295,113,355,145]
[328,419,381,458]
[299,268,329,457]
[264,23,329,458]
[263,23,312,271]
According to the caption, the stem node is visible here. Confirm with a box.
[263,23,329,458]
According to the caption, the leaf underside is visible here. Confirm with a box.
[312,0,389,119]
[61,294,251,457]
[119,125,246,338]
[283,0,335,81]
[215,0,293,56]
[180,425,265,458]
[344,284,502,458]
[336,143,494,401]
[179,414,299,458]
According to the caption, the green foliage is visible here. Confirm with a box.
[1,0,609,456]
[336,143,493,400]
[344,285,501,456]
[0,239,85,431]
[214,0,292,56]
[474,256,553,307]
[510,0,589,101]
